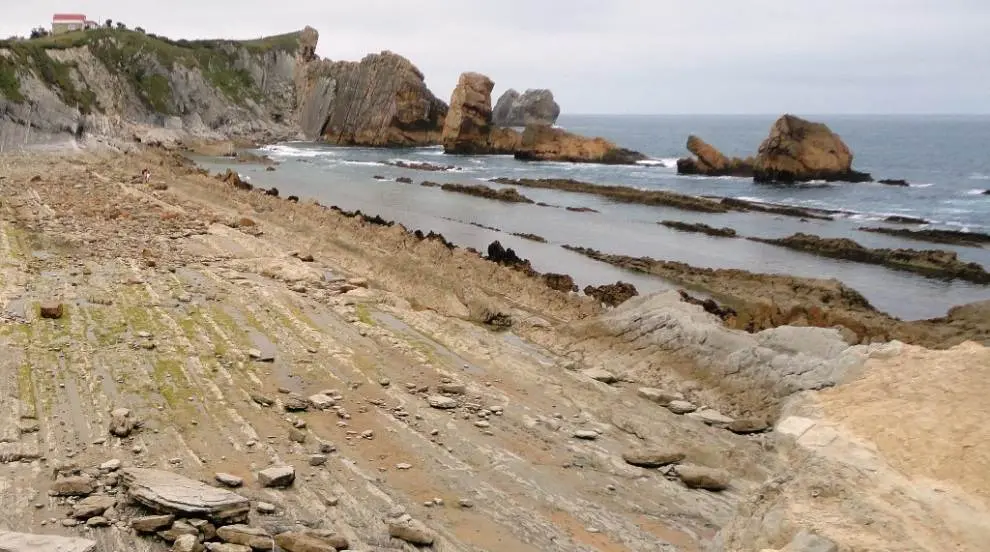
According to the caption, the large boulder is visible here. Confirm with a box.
[296,42,448,147]
[120,468,250,523]
[515,124,646,165]
[492,88,561,127]
[676,135,754,177]
[442,72,520,154]
[753,115,872,183]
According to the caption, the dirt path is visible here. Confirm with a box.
[0,150,778,551]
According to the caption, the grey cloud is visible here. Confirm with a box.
[1,0,987,113]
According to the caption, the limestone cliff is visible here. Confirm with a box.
[0,26,447,149]
[0,28,309,148]
[492,88,560,127]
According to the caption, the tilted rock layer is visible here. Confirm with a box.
[492,88,560,127]
[297,29,448,146]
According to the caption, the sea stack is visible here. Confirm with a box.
[441,72,522,154]
[492,89,561,127]
[676,135,754,177]
[752,114,872,183]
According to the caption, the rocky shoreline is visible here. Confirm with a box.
[560,244,990,348]
[0,147,986,552]
[749,233,990,283]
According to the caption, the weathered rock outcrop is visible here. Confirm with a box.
[442,72,642,163]
[0,532,96,552]
[298,33,448,146]
[750,233,990,284]
[492,88,560,127]
[583,282,639,307]
[515,124,647,165]
[441,72,520,154]
[676,136,754,177]
[753,115,872,183]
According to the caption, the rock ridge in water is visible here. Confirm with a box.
[659,220,738,238]
[750,232,990,284]
[859,226,990,247]
[492,88,561,127]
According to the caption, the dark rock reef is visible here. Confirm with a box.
[439,183,534,203]
[885,215,929,225]
[583,282,639,307]
[749,233,990,284]
[859,227,990,247]
[384,160,456,172]
[753,115,872,183]
[512,232,548,243]
[677,289,738,321]
[491,178,728,213]
[659,220,737,238]
[878,179,909,187]
[492,89,561,127]
[676,136,754,177]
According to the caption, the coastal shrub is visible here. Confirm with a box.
[0,57,24,101]
[1,43,96,112]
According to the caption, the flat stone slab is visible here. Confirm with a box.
[0,531,96,552]
[120,468,250,523]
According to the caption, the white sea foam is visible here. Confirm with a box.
[340,160,386,167]
[260,144,333,158]
[635,158,673,168]
[966,189,989,195]
[968,173,990,180]
[909,183,935,188]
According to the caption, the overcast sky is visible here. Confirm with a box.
[4,1,989,114]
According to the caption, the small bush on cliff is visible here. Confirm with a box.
[1,43,96,112]
[0,57,24,101]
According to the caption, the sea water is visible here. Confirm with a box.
[197,115,990,320]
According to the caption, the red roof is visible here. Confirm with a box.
[52,13,87,21]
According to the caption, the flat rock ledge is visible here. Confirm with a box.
[121,468,250,523]
[0,531,96,552]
